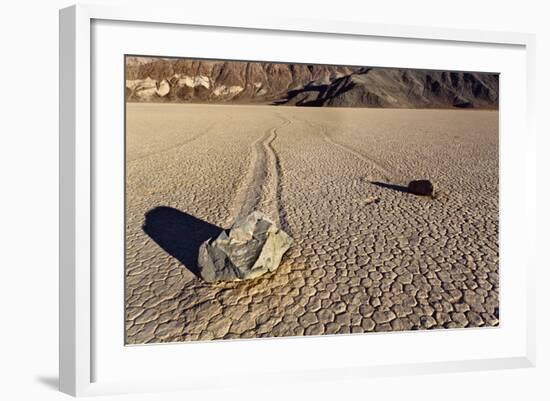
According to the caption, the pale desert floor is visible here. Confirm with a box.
[125,103,499,344]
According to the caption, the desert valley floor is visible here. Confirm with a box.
[125,103,499,344]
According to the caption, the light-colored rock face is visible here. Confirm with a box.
[125,77,159,100]
[212,85,244,97]
[198,211,293,282]
[177,75,211,89]
[125,79,141,90]
[156,80,170,97]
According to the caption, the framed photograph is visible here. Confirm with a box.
[59,4,536,396]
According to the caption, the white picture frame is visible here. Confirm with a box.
[59,4,536,397]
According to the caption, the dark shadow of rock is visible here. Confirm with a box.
[142,206,224,277]
[370,181,412,194]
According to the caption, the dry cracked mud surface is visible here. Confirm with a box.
[125,103,499,344]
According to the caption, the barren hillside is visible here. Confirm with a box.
[125,57,498,109]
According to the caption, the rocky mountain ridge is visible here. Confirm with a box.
[125,57,499,109]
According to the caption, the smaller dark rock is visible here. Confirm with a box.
[408,180,434,196]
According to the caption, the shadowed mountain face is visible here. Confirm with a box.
[125,57,499,109]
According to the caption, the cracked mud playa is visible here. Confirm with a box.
[126,103,499,344]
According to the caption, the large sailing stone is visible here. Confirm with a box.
[197,211,293,282]
[407,180,434,196]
